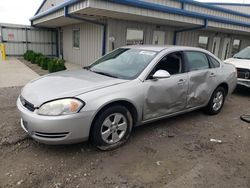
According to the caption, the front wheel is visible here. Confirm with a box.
[90,105,133,151]
[204,87,226,115]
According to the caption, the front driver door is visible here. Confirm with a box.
[143,51,189,121]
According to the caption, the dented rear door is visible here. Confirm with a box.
[184,51,218,108]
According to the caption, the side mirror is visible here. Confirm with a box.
[152,70,171,79]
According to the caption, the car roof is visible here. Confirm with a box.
[122,45,207,52]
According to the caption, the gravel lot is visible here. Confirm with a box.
[0,86,249,188]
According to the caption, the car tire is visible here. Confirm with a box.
[204,87,226,115]
[90,105,133,151]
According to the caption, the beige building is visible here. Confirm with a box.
[31,0,250,66]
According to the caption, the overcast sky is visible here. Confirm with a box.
[0,0,43,25]
[0,0,250,25]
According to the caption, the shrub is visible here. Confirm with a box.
[34,53,43,65]
[48,58,66,73]
[30,53,40,64]
[55,59,66,72]
[24,50,34,61]
[39,56,45,68]
[23,50,30,60]
[41,57,51,70]
[23,50,67,73]
[48,58,57,73]
[37,55,45,67]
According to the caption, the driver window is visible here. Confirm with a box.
[154,52,183,75]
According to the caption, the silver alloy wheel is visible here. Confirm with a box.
[101,113,128,144]
[212,91,223,111]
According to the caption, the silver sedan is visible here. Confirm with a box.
[17,46,237,150]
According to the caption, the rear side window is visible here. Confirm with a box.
[208,56,220,68]
[185,51,209,71]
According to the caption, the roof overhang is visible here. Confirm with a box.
[31,0,250,34]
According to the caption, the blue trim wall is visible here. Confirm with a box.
[33,0,250,20]
[176,0,250,18]
[206,3,250,7]
[108,0,250,27]
[31,0,79,21]
[35,0,47,15]
[173,19,208,45]
[31,0,250,28]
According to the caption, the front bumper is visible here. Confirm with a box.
[17,97,95,144]
[237,78,250,88]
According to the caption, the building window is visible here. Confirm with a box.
[198,36,209,50]
[126,29,144,45]
[232,39,241,56]
[73,29,80,48]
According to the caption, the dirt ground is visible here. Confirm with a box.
[0,86,249,188]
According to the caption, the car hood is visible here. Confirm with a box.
[224,58,250,69]
[21,69,128,107]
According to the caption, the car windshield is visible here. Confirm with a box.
[234,47,250,60]
[88,48,158,79]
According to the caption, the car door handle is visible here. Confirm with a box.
[210,73,216,77]
[178,79,186,85]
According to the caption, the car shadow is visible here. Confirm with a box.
[33,139,94,152]
[30,87,249,154]
[132,110,200,135]
[33,110,202,155]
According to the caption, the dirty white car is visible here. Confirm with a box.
[17,46,237,150]
[225,47,250,88]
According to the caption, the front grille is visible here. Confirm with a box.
[20,96,35,112]
[237,68,250,80]
[34,131,69,139]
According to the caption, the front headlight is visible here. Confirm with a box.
[38,98,85,116]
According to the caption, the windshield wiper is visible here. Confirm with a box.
[91,70,118,78]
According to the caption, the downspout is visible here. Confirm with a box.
[173,19,208,45]
[55,29,59,57]
[181,2,185,9]
[64,6,107,56]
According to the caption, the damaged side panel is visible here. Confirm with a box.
[186,69,217,108]
[143,74,189,120]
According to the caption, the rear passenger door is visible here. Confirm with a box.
[184,51,218,108]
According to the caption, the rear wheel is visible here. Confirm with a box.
[91,105,133,151]
[204,87,225,115]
